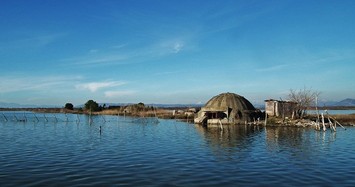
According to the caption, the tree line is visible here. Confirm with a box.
[64,100,103,112]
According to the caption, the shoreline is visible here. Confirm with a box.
[0,107,195,121]
[1,107,354,126]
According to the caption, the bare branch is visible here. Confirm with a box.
[288,87,320,118]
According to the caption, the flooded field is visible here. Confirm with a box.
[0,111,354,186]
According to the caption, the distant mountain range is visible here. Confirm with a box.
[0,102,204,109]
[318,98,355,107]
[340,98,355,106]
[0,102,58,108]
[88,103,204,108]
[1,99,354,109]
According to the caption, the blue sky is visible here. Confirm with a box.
[0,0,354,106]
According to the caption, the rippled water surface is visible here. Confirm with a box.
[0,112,355,186]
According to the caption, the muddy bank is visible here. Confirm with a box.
[265,114,355,127]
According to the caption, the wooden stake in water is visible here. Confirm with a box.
[23,112,27,122]
[89,106,92,125]
[321,113,326,131]
[76,114,80,123]
[44,114,48,122]
[335,120,346,130]
[65,113,68,122]
[264,113,268,126]
[34,113,39,122]
[218,119,223,131]
[325,110,346,130]
[316,96,320,123]
[54,114,58,123]
[2,113,8,122]
[328,117,336,132]
[14,113,19,122]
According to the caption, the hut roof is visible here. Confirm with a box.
[202,92,256,112]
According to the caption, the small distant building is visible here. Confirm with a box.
[184,108,197,117]
[265,99,297,118]
[187,108,197,113]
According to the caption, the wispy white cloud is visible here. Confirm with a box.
[63,38,189,67]
[104,90,136,98]
[28,34,63,47]
[311,51,355,64]
[0,33,65,51]
[154,71,183,76]
[201,1,284,35]
[0,75,82,93]
[80,55,127,65]
[111,44,127,49]
[75,81,125,92]
[173,42,184,53]
[158,40,185,55]
[65,54,128,66]
[256,64,289,72]
[89,49,99,53]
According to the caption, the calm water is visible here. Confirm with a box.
[0,112,355,186]
[309,110,355,115]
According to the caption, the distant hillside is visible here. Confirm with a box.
[149,103,204,108]
[0,102,37,108]
[0,102,58,108]
[319,98,355,107]
[2,98,353,109]
[75,103,204,109]
[337,98,355,106]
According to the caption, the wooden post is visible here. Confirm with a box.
[77,114,80,123]
[335,121,346,130]
[44,114,48,122]
[89,107,92,125]
[316,121,320,131]
[54,114,58,123]
[102,115,106,123]
[65,113,68,122]
[23,112,27,122]
[2,113,8,122]
[315,96,320,123]
[34,113,39,122]
[326,110,346,130]
[328,117,336,132]
[218,119,223,131]
[14,113,19,121]
[321,113,326,131]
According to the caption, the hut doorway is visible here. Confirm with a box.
[206,111,227,119]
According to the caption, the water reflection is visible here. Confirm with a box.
[264,126,338,162]
[265,127,306,152]
[195,124,339,162]
[195,125,263,159]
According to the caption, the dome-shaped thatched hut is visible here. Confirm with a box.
[195,92,262,125]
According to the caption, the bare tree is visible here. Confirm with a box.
[288,87,320,118]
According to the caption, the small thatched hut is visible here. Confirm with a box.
[194,92,262,125]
